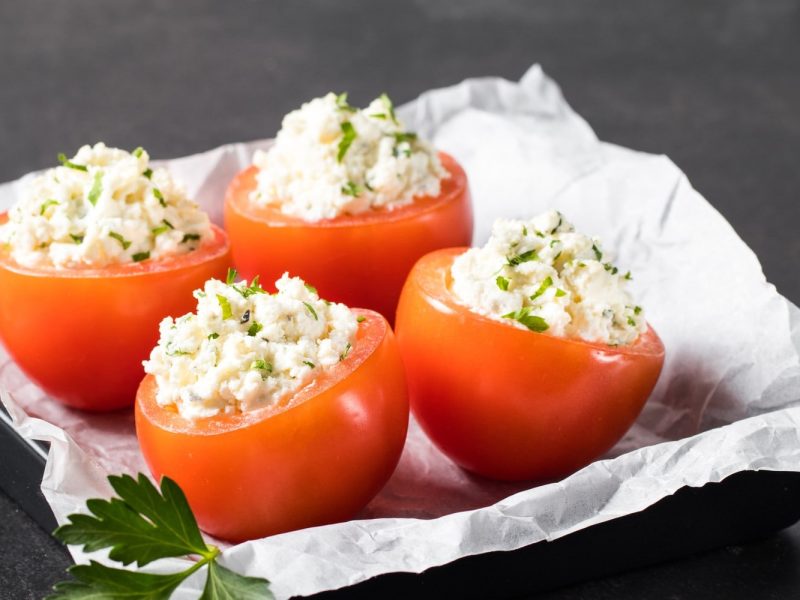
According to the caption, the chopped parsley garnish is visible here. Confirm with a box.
[216,294,233,320]
[39,199,59,215]
[337,121,356,163]
[551,213,562,234]
[152,219,174,237]
[522,225,528,236]
[341,181,361,196]
[304,282,317,294]
[303,302,318,320]
[132,251,150,262]
[535,231,545,238]
[506,249,537,267]
[502,307,549,332]
[393,132,417,144]
[339,342,352,361]
[226,267,237,285]
[303,360,315,369]
[379,93,398,124]
[57,153,87,172]
[603,263,619,275]
[627,316,637,327]
[555,288,567,297]
[142,168,153,179]
[250,359,273,374]
[356,315,366,323]
[335,92,356,112]
[208,332,220,340]
[152,187,166,207]
[87,171,103,206]
[247,322,263,336]
[530,276,553,301]
[132,147,144,158]
[108,231,131,250]
[577,261,586,268]
[181,233,201,244]
[592,243,603,261]
[624,271,633,280]
[550,239,559,248]
[232,276,266,299]
[553,250,562,261]
[69,234,84,244]
[634,305,642,315]
[496,275,510,291]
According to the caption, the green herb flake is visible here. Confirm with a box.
[502,307,549,332]
[250,359,273,374]
[247,322,263,336]
[108,231,131,250]
[303,360,315,369]
[592,243,603,261]
[87,171,103,206]
[152,187,166,207]
[216,294,233,320]
[530,276,553,301]
[535,230,545,238]
[624,271,633,280]
[627,316,637,327]
[142,168,153,179]
[132,147,144,158]
[39,199,59,215]
[57,152,87,172]
[336,92,356,112]
[132,251,150,262]
[181,233,201,244]
[341,181,361,196]
[393,132,417,144]
[69,234,84,244]
[379,93,398,124]
[339,342,352,361]
[555,288,567,297]
[152,219,174,237]
[337,121,357,163]
[603,263,619,275]
[550,239,559,248]
[303,301,318,320]
[522,225,528,236]
[304,282,318,295]
[496,275,510,291]
[634,306,643,315]
[507,249,538,267]
[208,332,220,340]
[356,315,366,323]
[226,267,238,285]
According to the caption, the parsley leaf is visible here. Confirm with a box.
[303,302,318,320]
[49,473,274,600]
[627,316,637,327]
[152,219,175,237]
[143,168,153,179]
[132,147,145,158]
[251,359,273,375]
[153,188,167,207]
[87,171,103,206]
[356,315,366,323]
[624,271,633,280]
[530,276,553,301]
[496,275,510,291]
[379,93,398,124]
[208,332,220,340]
[592,243,602,261]
[109,231,131,250]
[226,268,237,285]
[69,234,84,244]
[392,132,417,144]
[216,295,233,320]
[634,306,643,315]
[39,199,59,215]
[502,307,549,332]
[341,181,361,196]
[304,282,318,295]
[555,288,567,297]
[335,92,356,112]
[303,360,315,369]
[247,322,263,336]
[339,342,352,361]
[132,251,150,262]
[182,233,201,244]
[506,249,537,267]
[57,153,87,172]
[337,121,356,163]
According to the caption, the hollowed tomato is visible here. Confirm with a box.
[223,153,473,321]
[135,309,409,542]
[0,221,230,411]
[395,248,665,482]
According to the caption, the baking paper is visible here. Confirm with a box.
[2,65,799,599]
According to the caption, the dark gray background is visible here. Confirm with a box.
[1,1,799,598]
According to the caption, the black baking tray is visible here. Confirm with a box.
[2,405,799,599]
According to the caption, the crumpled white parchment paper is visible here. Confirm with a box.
[2,65,799,599]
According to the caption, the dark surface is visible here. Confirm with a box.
[1,1,799,598]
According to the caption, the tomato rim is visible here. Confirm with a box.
[137,308,387,435]
[225,152,467,229]
[417,247,665,359]
[0,219,230,279]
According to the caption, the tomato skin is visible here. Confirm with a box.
[0,224,230,411]
[395,248,665,482]
[223,153,472,321]
[135,310,409,542]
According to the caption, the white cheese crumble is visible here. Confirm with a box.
[451,210,646,346]
[0,143,212,268]
[251,92,448,221]
[143,271,359,419]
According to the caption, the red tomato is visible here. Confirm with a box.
[223,153,473,321]
[135,309,409,542]
[0,221,230,411]
[395,248,665,482]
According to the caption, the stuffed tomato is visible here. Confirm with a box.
[0,144,230,411]
[395,211,665,482]
[224,92,472,321]
[135,271,408,541]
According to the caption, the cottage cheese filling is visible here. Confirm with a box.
[451,211,646,346]
[251,92,448,221]
[0,143,212,268]
[143,271,359,419]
